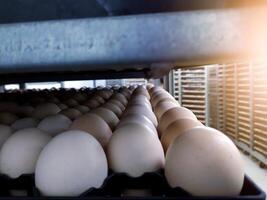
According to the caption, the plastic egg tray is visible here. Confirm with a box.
[0,172,264,200]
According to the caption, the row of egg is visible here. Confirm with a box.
[0,85,244,197]
[0,87,131,176]
[107,86,165,178]
[148,86,244,197]
[0,86,141,196]
[0,86,132,122]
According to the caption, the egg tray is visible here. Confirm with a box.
[0,172,265,200]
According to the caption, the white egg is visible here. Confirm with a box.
[11,118,39,130]
[35,130,108,196]
[165,127,244,196]
[0,128,51,178]
[107,123,164,177]
[37,114,72,136]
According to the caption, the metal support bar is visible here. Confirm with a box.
[222,64,226,133]
[234,63,239,140]
[60,82,65,88]
[168,71,174,96]
[178,69,182,105]
[0,86,4,93]
[204,66,210,126]
[0,7,266,75]
[215,65,220,129]
[19,83,26,90]
[248,61,254,152]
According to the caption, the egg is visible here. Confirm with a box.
[117,114,157,135]
[119,90,131,100]
[0,128,51,178]
[128,85,136,91]
[150,89,170,99]
[154,101,179,119]
[73,93,87,102]
[59,108,82,120]
[107,123,164,177]
[18,106,34,117]
[158,107,197,135]
[92,95,105,104]
[57,103,68,110]
[146,84,154,90]
[102,103,122,117]
[128,97,152,110]
[37,114,72,136]
[132,88,150,99]
[148,86,162,95]
[108,99,125,111]
[123,105,158,127]
[131,94,150,103]
[11,118,39,130]
[150,90,165,100]
[84,99,100,109]
[47,97,60,104]
[30,97,45,105]
[0,112,18,125]
[32,103,61,119]
[35,130,108,196]
[165,127,244,196]
[63,99,79,107]
[161,119,203,151]
[0,125,12,147]
[0,102,18,113]
[70,113,112,147]
[74,105,90,114]
[151,94,177,107]
[112,93,128,106]
[90,107,119,130]
[95,90,112,100]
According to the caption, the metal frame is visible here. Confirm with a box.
[0,70,147,85]
[0,7,266,80]
[204,66,210,126]
[209,62,267,166]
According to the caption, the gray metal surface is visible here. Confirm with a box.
[0,6,266,76]
[0,0,264,24]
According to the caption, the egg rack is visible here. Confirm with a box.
[0,172,264,200]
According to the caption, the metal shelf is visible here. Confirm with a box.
[0,5,266,83]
